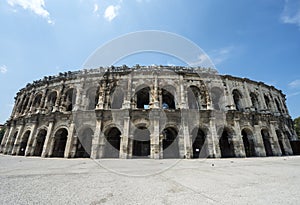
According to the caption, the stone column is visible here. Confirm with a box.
[24,123,38,156]
[119,110,130,159]
[224,78,234,110]
[64,123,75,158]
[253,125,266,157]
[150,109,160,159]
[3,126,15,154]
[258,84,267,111]
[243,81,252,111]
[269,121,281,156]
[232,117,245,157]
[11,125,24,155]
[181,110,191,158]
[91,116,103,159]
[41,121,55,158]
[25,92,35,114]
[208,115,220,158]
[96,83,105,109]
[0,125,11,153]
[179,75,187,109]
[54,85,64,112]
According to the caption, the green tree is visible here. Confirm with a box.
[294,117,300,139]
[0,128,5,144]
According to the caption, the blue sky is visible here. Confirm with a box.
[0,0,300,123]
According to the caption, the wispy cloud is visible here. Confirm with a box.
[280,0,300,28]
[104,5,120,22]
[209,46,235,65]
[0,65,8,74]
[7,0,54,24]
[288,79,300,88]
[93,3,99,13]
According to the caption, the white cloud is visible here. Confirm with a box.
[104,5,120,22]
[93,3,99,13]
[0,65,8,74]
[280,0,300,28]
[7,0,54,24]
[288,79,300,88]
[209,46,234,65]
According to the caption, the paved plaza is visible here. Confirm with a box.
[0,155,299,204]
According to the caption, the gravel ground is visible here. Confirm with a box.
[0,154,299,205]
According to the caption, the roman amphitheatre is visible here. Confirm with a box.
[0,65,298,159]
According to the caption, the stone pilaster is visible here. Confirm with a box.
[41,121,54,158]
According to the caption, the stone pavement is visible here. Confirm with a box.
[0,155,299,204]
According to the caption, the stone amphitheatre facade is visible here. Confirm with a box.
[0,65,297,159]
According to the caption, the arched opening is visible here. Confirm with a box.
[162,127,179,158]
[32,94,42,113]
[111,87,124,109]
[241,129,256,157]
[264,95,271,110]
[232,89,243,111]
[187,86,201,110]
[47,91,57,112]
[261,129,273,156]
[104,127,121,158]
[76,128,93,158]
[87,87,99,110]
[52,128,68,157]
[21,97,29,114]
[276,130,286,155]
[34,129,47,156]
[133,127,150,158]
[250,92,259,111]
[219,129,235,158]
[18,130,30,156]
[136,87,150,109]
[275,99,282,113]
[211,87,223,110]
[161,88,175,109]
[191,128,206,158]
[65,88,76,112]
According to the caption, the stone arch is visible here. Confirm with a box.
[210,87,223,110]
[86,86,99,110]
[64,88,76,112]
[191,127,207,158]
[18,130,31,156]
[219,127,235,158]
[276,130,286,155]
[274,98,282,113]
[161,85,176,109]
[21,96,30,114]
[75,128,93,158]
[110,86,124,109]
[250,92,259,111]
[232,89,243,111]
[52,128,68,157]
[132,126,151,158]
[31,93,43,113]
[241,128,256,157]
[46,91,57,112]
[264,95,271,110]
[103,127,121,158]
[187,85,202,110]
[162,127,180,158]
[135,85,151,109]
[34,129,47,156]
[261,129,273,156]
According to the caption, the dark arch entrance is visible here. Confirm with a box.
[52,128,68,157]
[241,129,256,157]
[162,88,176,109]
[136,87,150,109]
[19,130,30,156]
[104,127,121,158]
[34,129,47,156]
[133,127,150,158]
[162,127,179,158]
[192,128,206,158]
[76,128,93,158]
[219,129,235,158]
[261,129,273,156]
